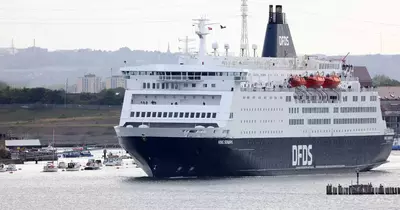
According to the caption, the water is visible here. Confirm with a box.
[1,150,400,210]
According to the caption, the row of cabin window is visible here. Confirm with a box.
[339,107,377,113]
[308,119,331,125]
[241,130,283,135]
[303,107,329,113]
[289,118,377,125]
[319,63,340,70]
[343,96,378,102]
[243,96,283,100]
[289,108,300,113]
[303,128,378,133]
[333,118,377,124]
[289,119,304,125]
[124,71,243,76]
[142,83,216,89]
[241,120,283,123]
[130,111,217,119]
[241,108,284,112]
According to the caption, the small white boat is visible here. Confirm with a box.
[0,163,7,172]
[43,162,58,172]
[104,158,123,166]
[65,161,81,171]
[6,164,17,172]
[57,161,67,169]
[84,159,101,170]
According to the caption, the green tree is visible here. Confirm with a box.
[372,75,400,87]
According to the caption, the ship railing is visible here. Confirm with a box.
[158,75,203,82]
[240,87,295,92]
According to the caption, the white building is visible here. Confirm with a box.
[76,74,102,93]
[105,75,126,89]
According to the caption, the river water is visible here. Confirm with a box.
[1,149,399,210]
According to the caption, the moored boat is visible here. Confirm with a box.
[84,159,101,170]
[0,163,7,172]
[66,161,81,171]
[57,161,67,169]
[6,164,17,172]
[104,158,123,166]
[43,162,58,172]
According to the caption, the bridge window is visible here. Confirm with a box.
[158,112,162,118]
[203,84,207,88]
[146,112,151,117]
[168,112,173,118]
[185,112,189,118]
[141,112,145,117]
[136,112,140,117]
[192,84,196,88]
[174,112,178,118]
[212,84,216,88]
[353,96,358,102]
[201,113,206,118]
[207,113,211,118]
[196,113,200,118]
[190,113,195,118]
[143,83,146,89]
[212,113,217,118]
[361,96,366,101]
[163,112,167,118]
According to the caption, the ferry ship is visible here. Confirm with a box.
[114,5,394,178]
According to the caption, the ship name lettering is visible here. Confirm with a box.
[292,145,313,166]
[218,140,233,145]
[279,36,290,46]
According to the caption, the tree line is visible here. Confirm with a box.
[372,75,400,87]
[0,84,124,105]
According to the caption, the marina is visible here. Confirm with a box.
[0,150,400,210]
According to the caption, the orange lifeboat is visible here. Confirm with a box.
[323,74,341,88]
[288,75,306,87]
[305,74,325,88]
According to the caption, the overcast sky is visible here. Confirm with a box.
[1,0,399,55]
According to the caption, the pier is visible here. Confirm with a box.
[326,170,400,195]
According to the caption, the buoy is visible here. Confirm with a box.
[9,171,13,174]
[18,168,22,170]
[116,167,120,169]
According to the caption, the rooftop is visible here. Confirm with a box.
[5,139,41,147]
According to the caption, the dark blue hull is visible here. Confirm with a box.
[118,135,393,178]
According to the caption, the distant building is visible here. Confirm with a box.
[353,66,372,87]
[378,86,400,139]
[5,139,41,150]
[105,76,126,89]
[76,74,102,93]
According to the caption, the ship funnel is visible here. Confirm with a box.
[262,5,296,58]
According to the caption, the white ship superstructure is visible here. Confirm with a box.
[114,5,394,178]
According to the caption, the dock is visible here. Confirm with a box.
[326,169,400,195]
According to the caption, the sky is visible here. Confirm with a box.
[1,0,400,55]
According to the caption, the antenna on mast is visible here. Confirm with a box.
[240,0,249,57]
[192,17,219,58]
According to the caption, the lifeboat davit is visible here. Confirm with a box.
[305,74,325,88]
[288,75,306,87]
[323,74,341,88]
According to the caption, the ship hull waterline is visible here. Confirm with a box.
[116,132,393,178]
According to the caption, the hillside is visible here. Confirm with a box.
[0,107,121,146]
[2,48,400,88]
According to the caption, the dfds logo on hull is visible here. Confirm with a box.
[292,145,313,166]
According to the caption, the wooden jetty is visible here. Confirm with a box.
[326,170,400,195]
